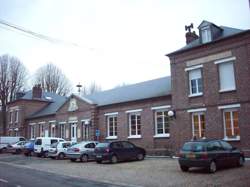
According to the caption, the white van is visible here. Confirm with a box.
[34,137,64,157]
[0,136,26,152]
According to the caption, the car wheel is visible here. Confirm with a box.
[96,160,102,164]
[80,154,88,162]
[111,155,118,164]
[180,165,189,172]
[57,153,65,160]
[208,161,217,173]
[136,153,145,161]
[238,156,244,167]
[30,151,35,157]
[24,152,29,156]
[16,149,22,154]
[44,151,49,158]
[70,158,77,162]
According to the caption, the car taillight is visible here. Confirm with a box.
[105,148,110,153]
[200,153,208,159]
[178,152,184,158]
[74,148,80,152]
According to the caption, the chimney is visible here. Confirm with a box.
[32,84,42,99]
[185,23,199,44]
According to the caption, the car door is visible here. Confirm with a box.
[111,142,125,161]
[220,141,237,166]
[84,143,96,159]
[208,141,226,168]
[121,141,137,160]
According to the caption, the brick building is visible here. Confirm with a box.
[6,21,250,156]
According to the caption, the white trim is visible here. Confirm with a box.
[219,88,236,93]
[151,105,171,110]
[187,108,207,113]
[81,118,91,122]
[223,136,240,141]
[185,64,203,72]
[125,109,142,113]
[105,136,118,140]
[127,135,142,139]
[38,121,46,124]
[104,112,118,116]
[218,104,240,110]
[58,121,66,125]
[29,123,36,126]
[49,120,56,123]
[153,134,170,138]
[214,56,236,64]
[188,93,203,97]
[68,120,78,123]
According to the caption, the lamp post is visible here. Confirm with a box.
[76,83,82,95]
[168,110,176,119]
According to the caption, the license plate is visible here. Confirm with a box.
[187,153,196,159]
[96,155,102,158]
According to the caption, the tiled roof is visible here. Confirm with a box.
[167,25,247,56]
[85,76,171,106]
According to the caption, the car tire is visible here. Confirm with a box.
[44,151,49,158]
[70,158,77,162]
[30,151,35,157]
[208,161,217,173]
[136,153,145,161]
[57,153,65,160]
[16,149,22,154]
[80,154,88,162]
[237,156,244,167]
[111,155,118,164]
[96,160,102,164]
[180,165,189,172]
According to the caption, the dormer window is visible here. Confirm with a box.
[201,26,211,43]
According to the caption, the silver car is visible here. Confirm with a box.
[48,141,73,159]
[66,141,98,162]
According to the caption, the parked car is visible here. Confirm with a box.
[48,141,74,159]
[7,141,27,154]
[23,139,35,156]
[94,141,146,164]
[0,136,26,153]
[178,139,245,173]
[66,141,98,162]
[34,137,65,157]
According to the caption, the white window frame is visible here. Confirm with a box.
[38,122,45,137]
[14,110,19,123]
[215,59,236,93]
[106,115,118,140]
[191,112,206,138]
[201,26,212,43]
[223,108,240,141]
[153,110,170,138]
[60,124,65,138]
[50,123,56,137]
[128,112,142,139]
[30,124,36,138]
[186,66,203,97]
[9,111,13,124]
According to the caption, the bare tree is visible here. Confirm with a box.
[0,54,27,135]
[34,63,72,96]
[80,82,102,96]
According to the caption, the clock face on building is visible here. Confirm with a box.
[68,98,78,112]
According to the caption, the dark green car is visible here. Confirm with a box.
[178,139,245,173]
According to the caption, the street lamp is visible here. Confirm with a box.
[168,110,176,119]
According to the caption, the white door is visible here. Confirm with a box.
[71,123,77,142]
[45,130,49,137]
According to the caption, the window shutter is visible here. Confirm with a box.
[189,69,201,80]
[219,62,236,91]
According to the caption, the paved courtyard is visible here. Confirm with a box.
[0,153,250,187]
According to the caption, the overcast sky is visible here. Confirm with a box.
[0,0,249,92]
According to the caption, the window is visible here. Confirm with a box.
[51,139,58,144]
[129,113,141,138]
[30,125,36,138]
[192,113,205,138]
[207,141,223,151]
[9,111,13,123]
[50,124,56,137]
[189,69,203,96]
[85,143,96,149]
[223,109,240,140]
[82,121,90,141]
[219,62,236,92]
[39,123,44,137]
[154,110,169,137]
[201,26,211,43]
[107,115,117,138]
[220,141,233,150]
[60,124,65,138]
[14,110,18,123]
[121,141,134,148]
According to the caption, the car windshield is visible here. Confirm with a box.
[35,139,42,145]
[51,142,59,148]
[182,142,206,152]
[96,143,109,148]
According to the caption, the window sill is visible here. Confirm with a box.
[219,88,236,93]
[106,136,118,140]
[188,93,203,98]
[127,135,142,139]
[153,134,170,138]
[223,137,240,141]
